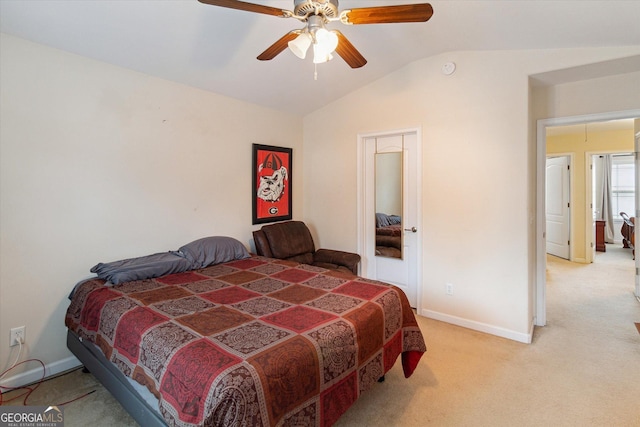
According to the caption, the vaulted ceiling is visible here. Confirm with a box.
[1,1,639,115]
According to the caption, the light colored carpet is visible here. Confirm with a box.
[3,245,639,426]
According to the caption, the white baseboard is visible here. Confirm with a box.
[420,309,533,344]
[0,355,82,389]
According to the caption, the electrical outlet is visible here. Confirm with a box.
[10,326,25,347]
[445,283,454,296]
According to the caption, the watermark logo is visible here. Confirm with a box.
[0,406,64,427]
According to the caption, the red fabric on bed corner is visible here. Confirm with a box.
[402,350,424,378]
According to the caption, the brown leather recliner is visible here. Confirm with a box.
[252,221,361,275]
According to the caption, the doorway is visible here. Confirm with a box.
[536,110,640,326]
[357,127,422,309]
[588,152,635,262]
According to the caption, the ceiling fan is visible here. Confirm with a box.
[197,0,434,68]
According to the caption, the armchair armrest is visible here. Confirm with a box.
[252,230,274,258]
[314,249,361,275]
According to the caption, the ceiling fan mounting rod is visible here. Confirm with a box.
[306,15,326,38]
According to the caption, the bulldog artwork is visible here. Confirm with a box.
[252,144,292,224]
[258,166,288,203]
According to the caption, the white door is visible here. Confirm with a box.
[359,131,420,307]
[546,156,570,259]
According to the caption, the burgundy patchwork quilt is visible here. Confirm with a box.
[65,256,426,426]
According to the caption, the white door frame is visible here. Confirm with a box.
[536,109,640,326]
[357,127,423,313]
[635,131,640,299]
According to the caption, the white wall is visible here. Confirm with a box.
[303,47,640,343]
[537,71,640,118]
[0,34,303,383]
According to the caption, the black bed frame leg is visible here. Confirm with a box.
[82,366,90,373]
[378,375,385,383]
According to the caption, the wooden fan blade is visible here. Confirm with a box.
[197,0,289,18]
[257,31,300,61]
[343,3,433,25]
[334,31,367,68]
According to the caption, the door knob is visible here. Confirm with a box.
[404,226,417,233]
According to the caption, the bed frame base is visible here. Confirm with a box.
[66,330,167,427]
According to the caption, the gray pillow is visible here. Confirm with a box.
[90,252,191,285]
[376,213,391,228]
[388,215,401,225]
[178,236,250,269]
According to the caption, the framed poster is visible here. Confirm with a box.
[252,144,292,224]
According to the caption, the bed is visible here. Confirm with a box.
[620,211,635,259]
[65,237,426,426]
[375,213,402,258]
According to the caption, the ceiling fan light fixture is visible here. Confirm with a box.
[311,28,338,63]
[288,32,312,59]
[312,44,333,64]
[315,28,339,53]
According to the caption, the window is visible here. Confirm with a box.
[611,154,635,219]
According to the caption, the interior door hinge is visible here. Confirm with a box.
[568,240,570,245]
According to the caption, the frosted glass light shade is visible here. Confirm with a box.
[313,44,334,64]
[315,29,338,54]
[312,29,338,64]
[288,33,311,59]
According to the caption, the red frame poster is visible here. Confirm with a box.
[252,144,292,224]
